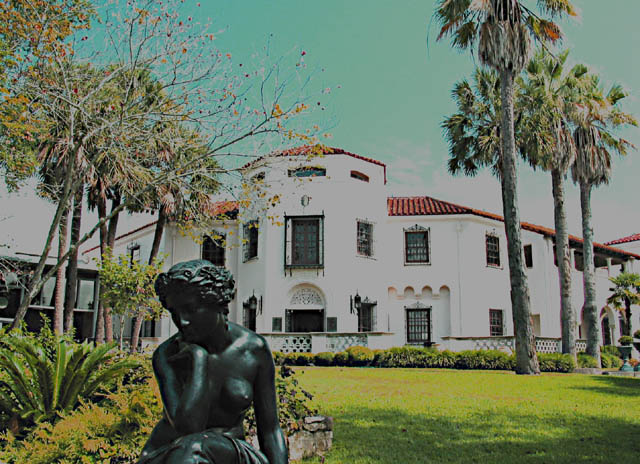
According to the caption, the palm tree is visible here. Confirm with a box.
[436,0,576,374]
[607,273,640,338]
[571,75,637,364]
[519,48,588,361]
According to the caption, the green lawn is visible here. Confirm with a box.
[295,367,640,463]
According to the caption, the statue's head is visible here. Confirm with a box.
[155,260,235,310]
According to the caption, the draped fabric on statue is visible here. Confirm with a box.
[137,430,268,464]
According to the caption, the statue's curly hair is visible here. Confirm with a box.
[154,260,235,310]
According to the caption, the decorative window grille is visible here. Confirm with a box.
[524,244,533,268]
[288,166,326,177]
[404,225,430,264]
[243,220,259,262]
[486,233,500,267]
[489,309,504,336]
[202,234,226,266]
[357,221,374,257]
[405,302,432,344]
[284,215,324,269]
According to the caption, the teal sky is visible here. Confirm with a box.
[3,1,639,253]
[203,0,639,243]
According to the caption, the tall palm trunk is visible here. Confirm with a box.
[63,186,83,335]
[53,207,69,335]
[104,193,121,343]
[499,69,540,375]
[94,194,108,343]
[579,182,601,365]
[551,168,575,361]
[130,209,167,353]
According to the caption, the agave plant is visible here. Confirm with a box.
[0,326,139,429]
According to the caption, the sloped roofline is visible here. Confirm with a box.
[606,233,640,246]
[240,145,387,184]
[387,195,640,260]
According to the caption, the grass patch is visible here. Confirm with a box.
[295,368,640,463]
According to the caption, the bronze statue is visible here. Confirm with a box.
[138,260,288,464]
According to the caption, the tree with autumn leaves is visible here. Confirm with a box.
[1,0,326,339]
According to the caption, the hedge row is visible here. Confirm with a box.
[274,346,581,373]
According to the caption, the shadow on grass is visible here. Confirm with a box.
[571,375,640,397]
[313,405,640,464]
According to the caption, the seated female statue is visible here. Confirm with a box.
[138,260,288,464]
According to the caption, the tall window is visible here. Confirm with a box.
[405,304,432,344]
[202,234,225,266]
[243,221,259,261]
[489,309,504,336]
[404,225,429,264]
[357,221,374,257]
[358,303,376,332]
[486,234,500,267]
[523,244,533,268]
[285,216,324,268]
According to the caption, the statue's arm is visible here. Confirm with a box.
[153,337,211,435]
[253,340,288,464]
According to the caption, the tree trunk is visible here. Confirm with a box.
[624,297,632,337]
[104,193,121,343]
[94,195,109,344]
[53,207,69,335]
[130,209,166,354]
[580,182,601,365]
[499,69,540,375]
[63,186,83,335]
[551,168,576,361]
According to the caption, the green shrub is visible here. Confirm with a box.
[272,351,285,365]
[314,351,335,366]
[577,353,599,368]
[537,353,575,373]
[345,346,374,366]
[600,352,623,369]
[0,322,139,432]
[601,345,621,358]
[453,350,514,370]
[371,349,386,367]
[619,335,633,346]
[333,351,349,366]
[0,361,160,464]
[284,352,314,366]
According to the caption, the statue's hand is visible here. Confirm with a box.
[168,339,208,369]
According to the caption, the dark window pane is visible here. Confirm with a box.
[406,308,431,344]
[272,317,282,332]
[357,222,373,257]
[405,231,429,263]
[486,235,500,267]
[524,244,533,268]
[292,219,320,265]
[202,235,225,266]
[327,317,337,332]
[358,305,373,332]
[489,309,504,336]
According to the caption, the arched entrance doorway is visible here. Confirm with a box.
[286,286,325,332]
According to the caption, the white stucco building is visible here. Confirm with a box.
[83,146,640,354]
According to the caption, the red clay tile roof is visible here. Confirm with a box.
[240,145,387,184]
[388,196,640,260]
[606,233,640,246]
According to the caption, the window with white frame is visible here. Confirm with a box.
[489,309,504,336]
[404,225,430,264]
[486,233,500,267]
[243,220,259,261]
[357,220,374,257]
